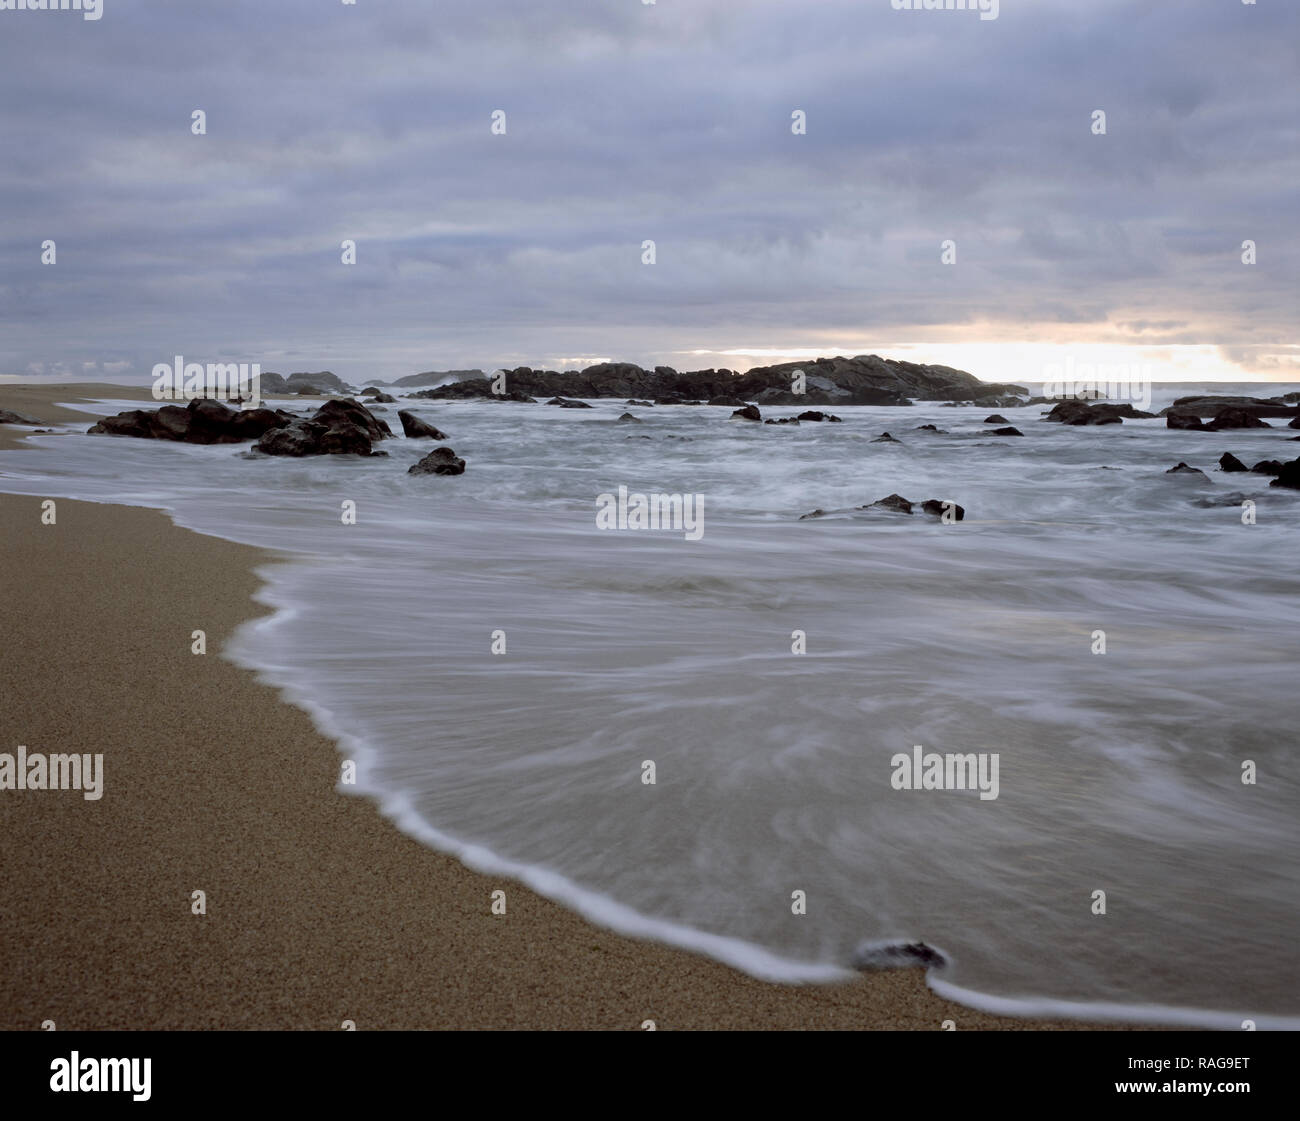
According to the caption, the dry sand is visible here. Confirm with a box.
[0,384,1141,1029]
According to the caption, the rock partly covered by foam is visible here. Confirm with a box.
[408,446,466,476]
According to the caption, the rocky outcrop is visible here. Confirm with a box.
[1166,413,1205,430]
[408,446,466,476]
[1270,459,1300,490]
[732,405,761,422]
[1219,453,1249,472]
[1205,407,1271,431]
[253,399,392,457]
[1251,460,1284,476]
[1166,462,1208,478]
[1159,396,1299,420]
[617,412,642,423]
[984,414,1009,424]
[89,398,296,444]
[409,355,1023,407]
[871,432,902,443]
[1044,401,1152,425]
[796,411,841,422]
[991,426,1024,437]
[397,410,449,439]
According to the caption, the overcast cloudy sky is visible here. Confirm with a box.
[1,0,1296,385]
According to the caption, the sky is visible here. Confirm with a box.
[1,0,1296,386]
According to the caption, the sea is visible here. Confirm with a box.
[2,379,1297,1028]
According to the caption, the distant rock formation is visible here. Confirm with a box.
[409,355,1025,407]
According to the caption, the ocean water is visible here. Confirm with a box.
[2,382,1298,1028]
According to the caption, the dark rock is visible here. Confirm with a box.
[359,387,383,397]
[1166,413,1205,430]
[872,432,902,444]
[1218,453,1249,473]
[991,426,1024,437]
[796,411,842,422]
[798,509,827,520]
[311,398,392,441]
[764,417,800,425]
[1044,401,1146,425]
[626,400,654,407]
[1269,459,1300,490]
[1166,462,1208,478]
[406,354,1020,407]
[1205,407,1271,431]
[253,398,391,456]
[866,493,913,514]
[561,400,593,409]
[408,446,466,476]
[914,423,943,432]
[369,392,396,404]
[1289,416,1300,429]
[398,410,449,439]
[285,371,350,394]
[732,405,761,422]
[0,409,43,425]
[88,398,295,444]
[983,414,1009,424]
[1159,395,1299,419]
[617,412,642,423]
[1251,460,1283,476]
[920,499,965,521]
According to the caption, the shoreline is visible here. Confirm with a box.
[1,385,1149,1029]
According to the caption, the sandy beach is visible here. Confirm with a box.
[0,385,1141,1030]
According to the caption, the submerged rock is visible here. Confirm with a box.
[796,411,842,422]
[852,941,948,971]
[617,412,643,423]
[1167,413,1205,430]
[921,499,965,520]
[764,417,800,425]
[991,426,1024,436]
[731,405,761,422]
[408,446,466,476]
[1166,462,1209,478]
[872,432,902,444]
[865,493,913,514]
